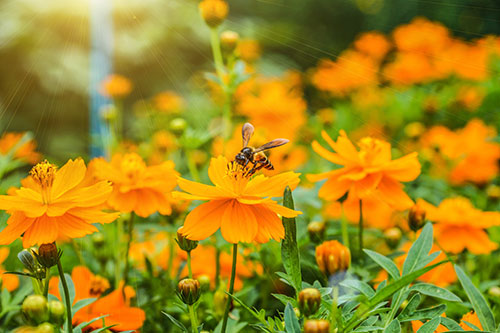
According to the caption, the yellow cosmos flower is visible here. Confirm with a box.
[0,159,118,247]
[175,156,301,244]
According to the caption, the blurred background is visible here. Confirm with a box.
[1,0,500,160]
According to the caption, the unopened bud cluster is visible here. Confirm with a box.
[22,295,65,328]
[298,288,321,317]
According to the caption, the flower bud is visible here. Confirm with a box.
[48,300,66,326]
[408,204,426,232]
[18,249,37,273]
[36,243,59,268]
[220,30,239,53]
[488,286,500,298]
[178,278,201,305]
[384,228,402,248]
[176,227,198,252]
[307,221,326,244]
[22,295,49,324]
[36,322,55,333]
[92,233,105,248]
[304,319,330,333]
[315,240,350,277]
[213,288,228,318]
[487,185,500,200]
[298,288,321,317]
[169,118,187,135]
[198,0,228,28]
[198,274,211,292]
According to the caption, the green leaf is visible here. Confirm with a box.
[384,319,401,333]
[364,249,400,280]
[162,312,189,332]
[340,280,375,298]
[72,298,97,313]
[272,293,297,307]
[409,283,461,302]
[59,273,76,305]
[398,293,421,319]
[439,317,464,331]
[284,303,300,333]
[455,265,496,331]
[281,186,302,293]
[402,223,433,275]
[416,317,441,333]
[398,304,446,322]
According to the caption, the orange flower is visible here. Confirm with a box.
[236,73,306,141]
[354,32,391,60]
[0,159,118,247]
[91,153,178,217]
[0,132,41,164]
[49,266,145,331]
[308,130,420,210]
[153,91,184,113]
[176,156,301,244]
[312,51,379,96]
[417,197,500,254]
[0,247,19,291]
[100,74,133,98]
[460,311,483,330]
[420,119,500,184]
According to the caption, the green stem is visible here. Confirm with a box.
[340,205,350,251]
[330,286,339,330]
[210,28,224,79]
[221,243,238,333]
[123,213,135,286]
[187,251,193,279]
[215,247,221,290]
[57,257,73,333]
[115,218,123,288]
[70,240,85,266]
[358,199,364,260]
[43,269,50,298]
[167,233,175,280]
[188,305,198,333]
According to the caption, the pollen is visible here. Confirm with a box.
[121,153,147,180]
[226,160,252,180]
[29,160,57,188]
[89,275,110,297]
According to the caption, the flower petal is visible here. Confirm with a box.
[318,175,351,201]
[180,200,228,241]
[56,214,98,240]
[52,158,87,199]
[376,176,414,210]
[22,215,58,247]
[384,152,421,182]
[220,201,258,243]
[177,177,234,198]
[251,205,284,243]
[244,172,300,198]
[0,212,34,245]
[262,201,302,218]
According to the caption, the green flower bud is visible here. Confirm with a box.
[176,227,198,252]
[48,300,66,326]
[384,228,402,249]
[18,249,37,273]
[22,295,49,324]
[408,204,426,232]
[169,118,187,135]
[213,288,228,318]
[307,221,326,244]
[36,322,55,333]
[198,274,211,292]
[178,278,201,305]
[298,288,321,317]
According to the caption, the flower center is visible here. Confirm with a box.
[357,137,385,165]
[226,160,252,180]
[89,275,110,297]
[30,160,57,204]
[121,153,146,180]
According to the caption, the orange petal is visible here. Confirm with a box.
[0,212,34,246]
[22,215,58,247]
[56,214,98,240]
[71,266,94,301]
[376,177,414,210]
[220,201,258,243]
[352,172,383,198]
[52,158,87,199]
[180,200,228,241]
[133,189,159,217]
[262,201,302,218]
[68,208,119,224]
[208,156,234,189]
[177,177,234,198]
[108,189,137,213]
[384,152,421,182]
[244,172,300,198]
[251,205,284,243]
[311,140,346,165]
[318,175,351,201]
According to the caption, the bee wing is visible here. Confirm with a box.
[254,139,289,152]
[242,123,255,147]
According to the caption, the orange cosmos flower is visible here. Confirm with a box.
[308,130,420,210]
[0,159,118,247]
[0,247,19,291]
[49,266,145,331]
[0,132,41,164]
[176,156,301,244]
[417,197,500,254]
[354,32,391,60]
[91,153,178,217]
[153,90,184,113]
[99,74,133,98]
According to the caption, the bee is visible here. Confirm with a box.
[234,122,289,176]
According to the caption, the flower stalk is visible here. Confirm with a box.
[221,243,238,333]
[188,305,198,333]
[358,199,363,260]
[123,212,136,286]
[56,256,73,333]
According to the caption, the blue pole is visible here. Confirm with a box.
[89,0,113,158]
